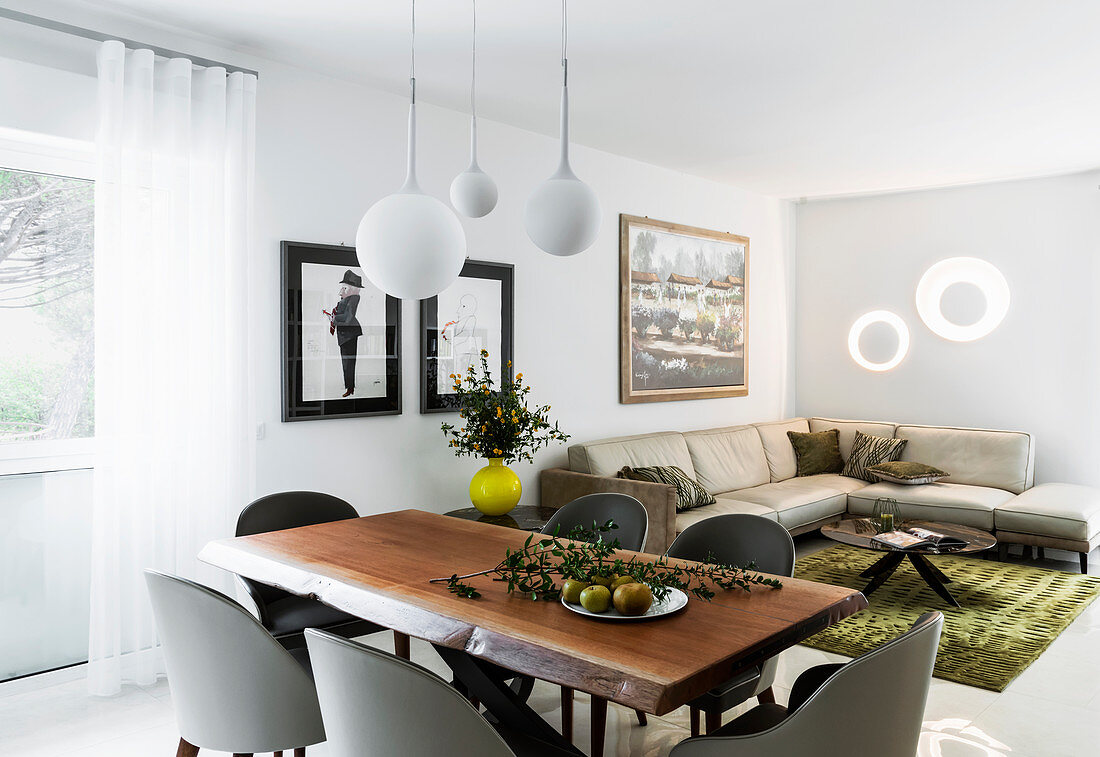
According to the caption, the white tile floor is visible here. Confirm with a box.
[3,540,1099,757]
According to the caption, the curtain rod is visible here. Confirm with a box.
[0,7,260,78]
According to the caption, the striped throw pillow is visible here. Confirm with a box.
[618,465,716,512]
[842,431,907,482]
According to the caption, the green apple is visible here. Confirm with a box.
[579,584,612,613]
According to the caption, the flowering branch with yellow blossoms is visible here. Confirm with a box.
[440,350,569,465]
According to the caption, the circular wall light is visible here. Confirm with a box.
[915,257,1009,342]
[848,310,910,372]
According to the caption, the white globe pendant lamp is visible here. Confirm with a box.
[523,0,601,257]
[356,0,466,300]
[450,0,498,218]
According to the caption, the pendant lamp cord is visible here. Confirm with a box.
[470,0,477,119]
[410,0,416,103]
[561,0,568,86]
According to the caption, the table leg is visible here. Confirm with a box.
[860,552,906,596]
[921,556,952,584]
[433,645,584,755]
[908,554,961,608]
[591,695,607,757]
[859,550,906,578]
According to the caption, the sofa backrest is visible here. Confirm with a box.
[567,431,696,479]
[895,424,1035,495]
[752,418,810,482]
[810,418,899,459]
[683,425,770,494]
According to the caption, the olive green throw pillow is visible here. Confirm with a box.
[618,465,716,512]
[787,429,844,477]
[866,461,949,485]
[842,430,908,482]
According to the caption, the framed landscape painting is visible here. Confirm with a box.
[619,215,749,403]
[282,241,401,421]
[420,259,514,413]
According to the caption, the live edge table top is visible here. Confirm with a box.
[198,509,867,715]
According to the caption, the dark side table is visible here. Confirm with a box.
[444,505,557,533]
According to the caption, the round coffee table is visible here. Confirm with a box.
[821,518,997,608]
[443,505,557,533]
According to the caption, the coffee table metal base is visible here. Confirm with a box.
[858,550,961,608]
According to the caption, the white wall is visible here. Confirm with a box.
[795,171,1100,486]
[252,62,796,513]
[0,22,797,517]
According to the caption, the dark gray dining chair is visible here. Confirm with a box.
[669,612,944,757]
[145,570,325,757]
[235,491,408,658]
[305,628,576,757]
[667,514,796,735]
[541,492,650,755]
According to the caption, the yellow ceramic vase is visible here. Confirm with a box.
[470,458,522,516]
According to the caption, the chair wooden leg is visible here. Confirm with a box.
[1082,552,1090,574]
[704,708,722,734]
[393,631,411,660]
[560,686,573,741]
[274,752,282,757]
[689,706,701,737]
[634,708,648,726]
[231,753,252,756]
[294,749,306,757]
[1037,546,1045,560]
[757,686,776,704]
[176,739,199,757]
[591,695,607,757]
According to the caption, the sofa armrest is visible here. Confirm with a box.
[538,468,678,554]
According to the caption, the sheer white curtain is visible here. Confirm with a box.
[88,40,256,695]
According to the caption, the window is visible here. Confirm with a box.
[0,128,94,475]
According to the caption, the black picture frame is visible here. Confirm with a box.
[281,241,401,421]
[420,260,514,413]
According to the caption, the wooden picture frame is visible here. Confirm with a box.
[420,259,514,413]
[281,241,401,421]
[619,214,749,403]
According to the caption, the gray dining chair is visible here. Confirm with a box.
[669,612,944,757]
[541,492,650,755]
[666,514,796,735]
[304,628,576,757]
[144,570,325,757]
[236,491,409,658]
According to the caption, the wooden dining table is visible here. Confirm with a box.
[199,509,867,755]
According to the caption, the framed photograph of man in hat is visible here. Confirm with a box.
[282,241,401,421]
[419,260,514,413]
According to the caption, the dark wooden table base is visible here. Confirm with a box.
[859,550,962,608]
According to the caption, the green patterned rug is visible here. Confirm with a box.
[795,545,1100,691]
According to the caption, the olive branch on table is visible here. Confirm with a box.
[429,520,783,602]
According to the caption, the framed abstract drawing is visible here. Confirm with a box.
[619,214,749,404]
[420,260,514,413]
[281,241,401,421]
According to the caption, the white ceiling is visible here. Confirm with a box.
[22,0,1100,198]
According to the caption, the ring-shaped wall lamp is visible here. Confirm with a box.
[848,310,910,372]
[915,257,1009,342]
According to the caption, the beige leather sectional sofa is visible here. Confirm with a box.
[539,417,1100,572]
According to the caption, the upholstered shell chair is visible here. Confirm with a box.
[669,612,944,757]
[666,514,796,735]
[144,570,325,757]
[541,492,650,755]
[235,491,408,657]
[305,628,575,757]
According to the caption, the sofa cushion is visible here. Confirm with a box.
[994,483,1100,542]
[568,431,695,478]
[867,461,949,485]
[734,476,849,529]
[684,425,770,493]
[619,465,716,512]
[788,428,844,477]
[810,418,898,460]
[895,424,1034,495]
[753,418,810,482]
[842,430,908,482]
[847,482,1014,530]
[675,495,779,535]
